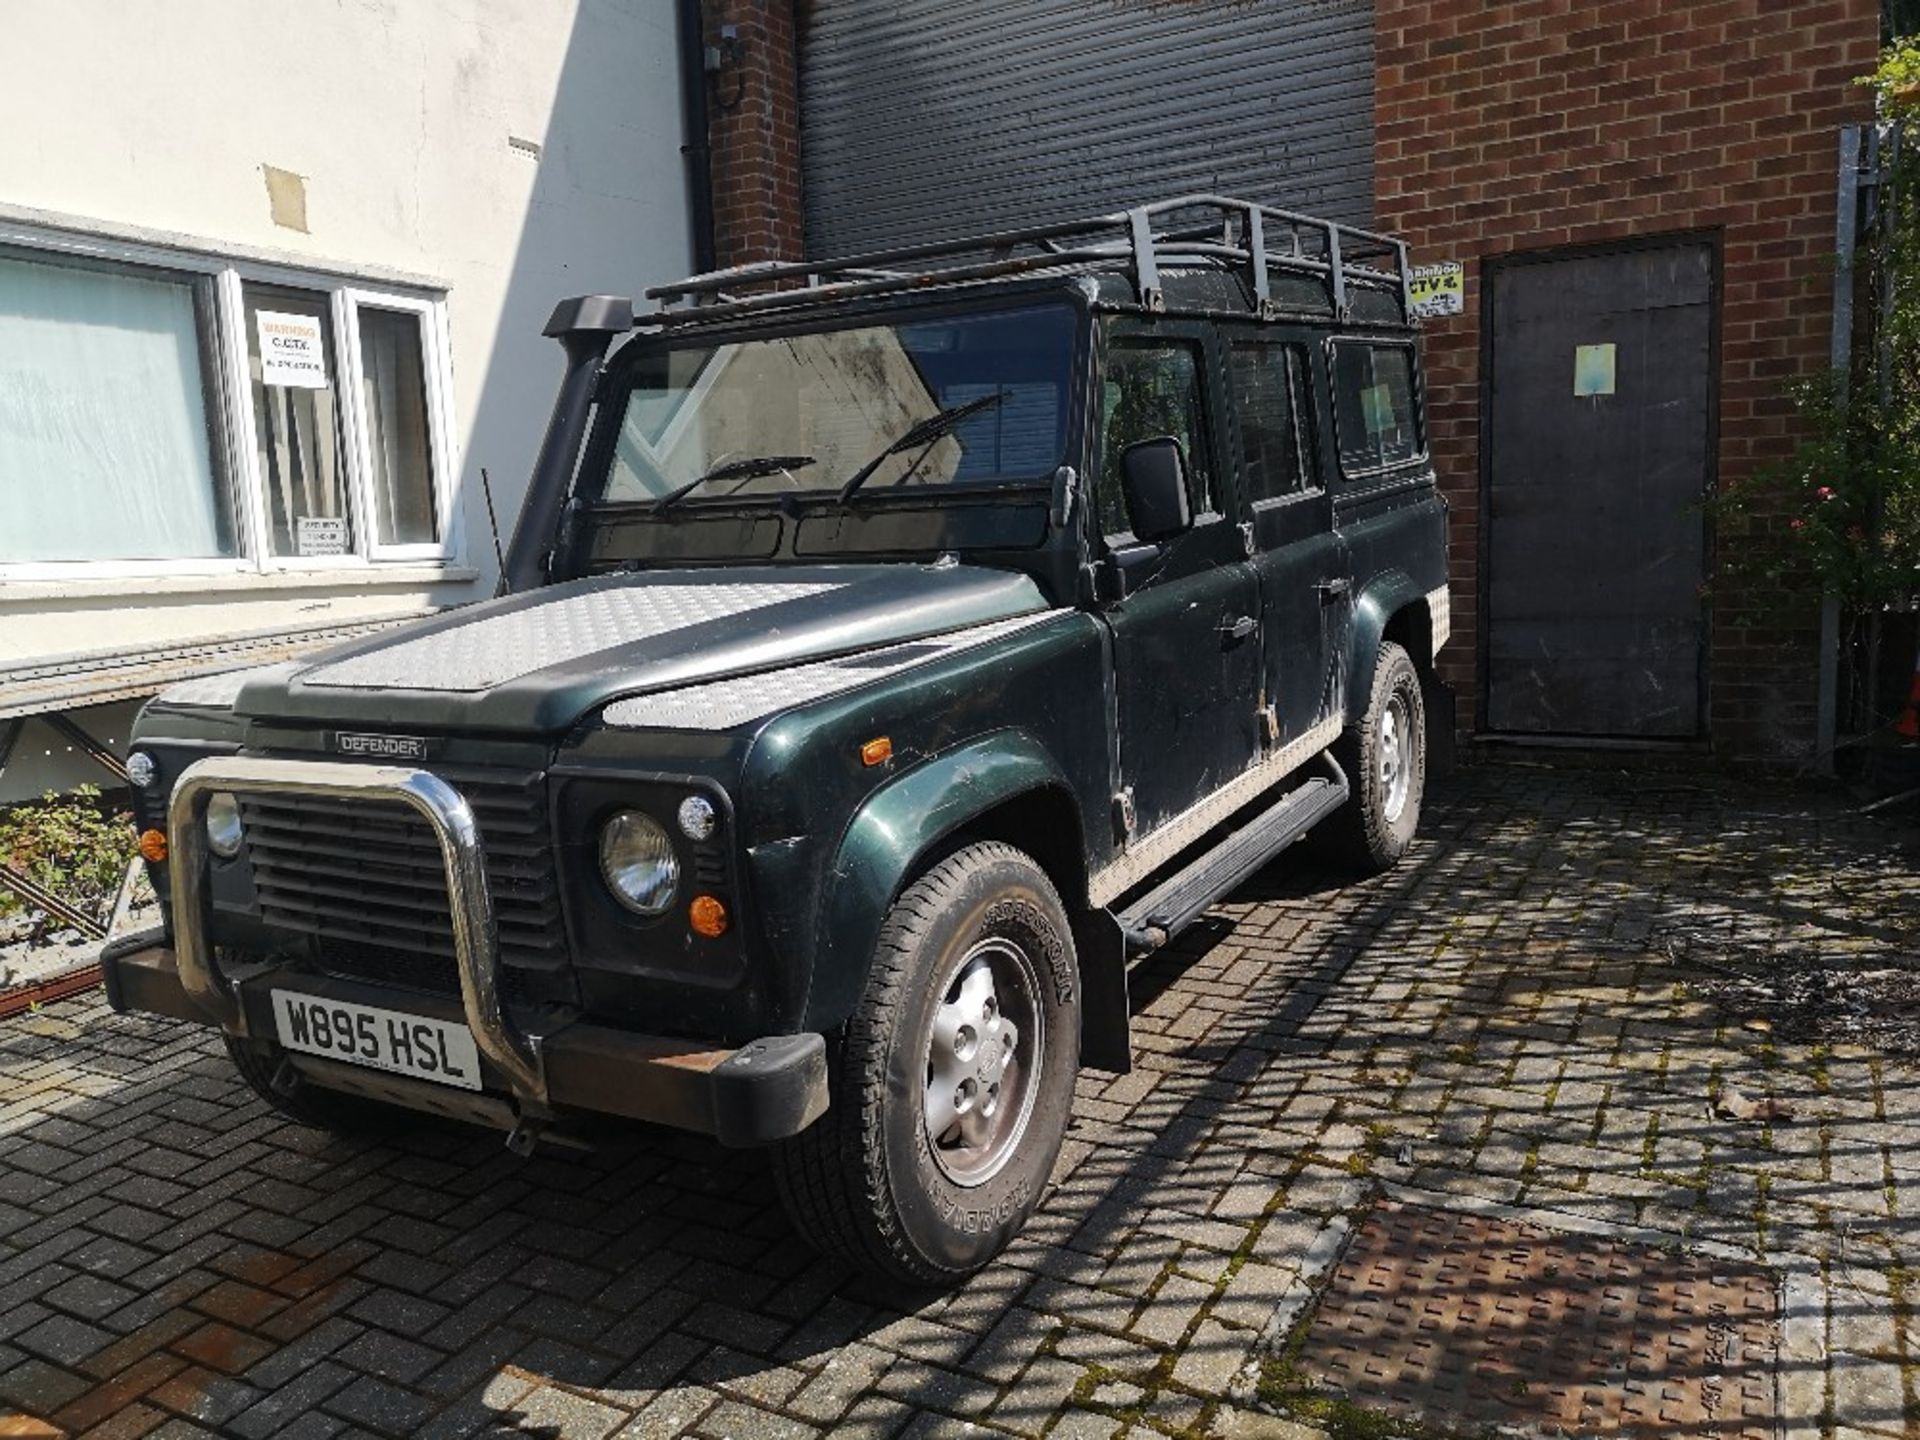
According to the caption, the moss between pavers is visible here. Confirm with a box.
[1885,1265,1920,1431]
[1253,1355,1498,1440]
[1244,1211,1498,1440]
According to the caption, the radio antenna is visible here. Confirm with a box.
[481,467,509,596]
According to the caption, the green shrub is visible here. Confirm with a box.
[1714,45,1920,738]
[0,787,135,924]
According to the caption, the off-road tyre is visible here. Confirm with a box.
[224,1034,406,1134]
[771,841,1080,1285]
[1319,641,1426,874]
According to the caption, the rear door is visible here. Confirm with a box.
[1223,333,1351,749]
[1095,324,1262,835]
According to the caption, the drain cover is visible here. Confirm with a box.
[1299,1201,1778,1437]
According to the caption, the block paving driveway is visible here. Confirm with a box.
[0,761,1916,1439]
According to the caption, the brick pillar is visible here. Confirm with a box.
[703,0,804,269]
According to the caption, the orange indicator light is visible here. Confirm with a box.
[138,829,169,863]
[689,894,730,938]
[860,736,893,767]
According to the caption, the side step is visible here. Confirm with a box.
[1114,759,1348,956]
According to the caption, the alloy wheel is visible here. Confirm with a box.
[922,936,1045,1188]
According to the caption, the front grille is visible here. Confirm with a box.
[238,766,567,1002]
[313,936,461,995]
[308,937,537,1004]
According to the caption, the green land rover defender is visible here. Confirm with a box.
[104,196,1450,1283]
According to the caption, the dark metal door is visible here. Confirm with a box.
[1110,535,1263,832]
[1255,500,1350,745]
[1485,242,1714,738]
[1221,332,1351,746]
[1097,325,1262,835]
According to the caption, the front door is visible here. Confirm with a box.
[1096,327,1262,836]
[1222,334,1350,747]
[1485,241,1714,738]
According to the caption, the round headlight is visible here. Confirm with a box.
[125,751,157,789]
[676,794,718,842]
[206,792,243,858]
[599,811,679,916]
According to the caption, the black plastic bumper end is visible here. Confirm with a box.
[710,1034,829,1147]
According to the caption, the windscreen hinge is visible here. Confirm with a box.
[1050,466,1079,528]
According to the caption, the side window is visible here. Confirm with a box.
[1096,341,1216,537]
[1228,342,1311,503]
[1332,342,1423,476]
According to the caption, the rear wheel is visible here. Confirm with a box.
[224,1034,404,1134]
[1320,641,1426,873]
[771,842,1080,1285]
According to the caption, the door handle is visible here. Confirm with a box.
[1218,615,1257,642]
[1316,578,1352,603]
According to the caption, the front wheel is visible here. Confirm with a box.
[1319,641,1426,873]
[771,842,1080,1285]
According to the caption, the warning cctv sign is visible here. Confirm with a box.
[257,310,329,388]
[1409,263,1465,319]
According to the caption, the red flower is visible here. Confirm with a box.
[1815,486,1836,501]
[1790,518,1808,531]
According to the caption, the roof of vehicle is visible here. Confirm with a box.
[642,194,1416,335]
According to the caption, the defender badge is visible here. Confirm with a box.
[333,732,430,761]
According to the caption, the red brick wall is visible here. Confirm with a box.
[705,0,805,268]
[1375,0,1880,757]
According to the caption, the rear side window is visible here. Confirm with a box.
[1332,342,1423,475]
[1096,341,1217,536]
[1228,342,1312,503]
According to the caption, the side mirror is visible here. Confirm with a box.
[1120,437,1194,542]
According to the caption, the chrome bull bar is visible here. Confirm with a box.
[167,756,547,1103]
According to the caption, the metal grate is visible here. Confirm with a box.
[238,767,566,1001]
[1299,1202,1779,1438]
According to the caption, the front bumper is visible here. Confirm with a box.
[102,931,828,1146]
[123,753,826,1147]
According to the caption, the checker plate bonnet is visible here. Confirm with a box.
[157,661,304,710]
[303,581,840,692]
[602,611,1065,731]
[226,564,1049,733]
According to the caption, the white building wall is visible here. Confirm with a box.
[0,0,692,799]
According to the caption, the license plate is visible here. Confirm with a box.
[270,990,482,1091]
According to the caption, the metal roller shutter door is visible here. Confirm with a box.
[799,0,1374,257]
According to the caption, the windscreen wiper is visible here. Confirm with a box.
[647,454,816,513]
[836,392,1006,504]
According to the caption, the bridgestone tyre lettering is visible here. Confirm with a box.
[1320,641,1426,873]
[771,841,1080,1284]
[224,1034,405,1134]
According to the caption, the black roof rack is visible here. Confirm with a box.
[644,194,1414,329]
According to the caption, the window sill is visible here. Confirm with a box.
[0,563,480,604]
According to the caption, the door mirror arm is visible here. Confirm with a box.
[1096,541,1166,604]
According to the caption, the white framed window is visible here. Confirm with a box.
[0,219,459,580]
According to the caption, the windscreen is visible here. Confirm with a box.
[603,305,1076,505]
